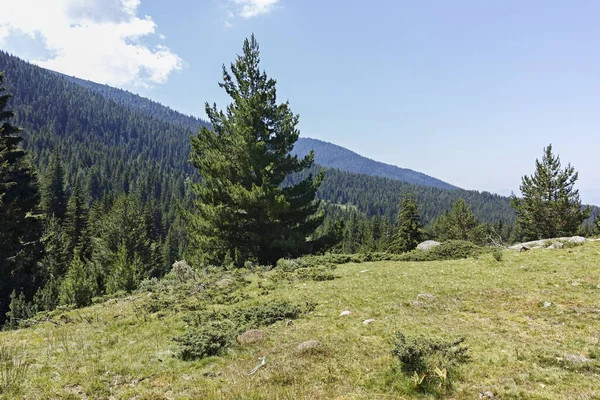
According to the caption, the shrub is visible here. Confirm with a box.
[295,267,337,281]
[169,260,197,283]
[176,300,314,360]
[174,321,234,361]
[492,249,503,262]
[391,332,470,394]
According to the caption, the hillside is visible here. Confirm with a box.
[2,242,599,399]
[0,51,516,227]
[60,71,456,191]
[292,137,458,190]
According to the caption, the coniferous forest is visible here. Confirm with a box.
[0,40,597,326]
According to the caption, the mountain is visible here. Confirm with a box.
[59,74,457,191]
[292,138,457,190]
[0,51,515,227]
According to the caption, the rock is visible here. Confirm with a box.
[542,301,552,308]
[564,353,590,363]
[568,236,586,244]
[417,293,435,300]
[285,319,293,326]
[479,391,496,399]
[339,310,352,317]
[548,242,564,249]
[363,319,376,325]
[237,329,267,345]
[297,340,322,353]
[417,240,441,251]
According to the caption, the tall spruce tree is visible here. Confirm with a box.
[41,149,67,219]
[64,178,89,255]
[0,72,42,323]
[510,144,590,240]
[388,193,424,253]
[188,35,323,266]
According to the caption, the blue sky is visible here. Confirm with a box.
[1,1,599,204]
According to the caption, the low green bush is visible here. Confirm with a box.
[391,332,470,394]
[176,300,315,360]
[174,321,234,361]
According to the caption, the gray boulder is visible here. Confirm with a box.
[417,240,441,251]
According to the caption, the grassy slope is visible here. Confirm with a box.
[2,242,600,399]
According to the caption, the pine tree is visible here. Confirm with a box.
[0,72,42,323]
[388,194,424,253]
[60,250,95,308]
[64,178,88,255]
[187,35,323,266]
[434,198,482,243]
[106,243,141,294]
[39,215,70,278]
[41,149,67,219]
[510,144,590,240]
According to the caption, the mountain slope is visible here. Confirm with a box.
[60,74,456,190]
[0,51,515,226]
[292,137,457,190]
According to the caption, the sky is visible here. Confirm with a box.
[1,0,599,204]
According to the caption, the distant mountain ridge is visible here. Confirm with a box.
[58,73,457,190]
[291,138,457,190]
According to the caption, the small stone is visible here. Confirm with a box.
[542,301,552,308]
[339,310,352,317]
[479,391,495,399]
[237,329,267,345]
[564,353,590,363]
[297,340,322,353]
[363,319,376,325]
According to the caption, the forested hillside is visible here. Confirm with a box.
[58,72,457,190]
[292,138,458,190]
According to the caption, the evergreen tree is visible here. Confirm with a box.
[60,250,95,308]
[434,198,483,243]
[510,144,590,240]
[39,215,70,278]
[388,194,424,253]
[4,290,36,330]
[0,71,42,323]
[64,178,89,255]
[188,35,323,266]
[41,149,67,219]
[106,243,141,294]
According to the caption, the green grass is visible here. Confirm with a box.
[2,242,600,399]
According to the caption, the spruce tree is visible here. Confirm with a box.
[41,149,67,219]
[64,178,88,255]
[0,72,42,323]
[388,194,424,253]
[188,35,323,266]
[434,198,484,243]
[60,250,95,308]
[510,144,590,240]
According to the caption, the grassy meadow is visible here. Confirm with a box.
[2,241,600,399]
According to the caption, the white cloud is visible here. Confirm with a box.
[233,0,279,18]
[0,0,182,88]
